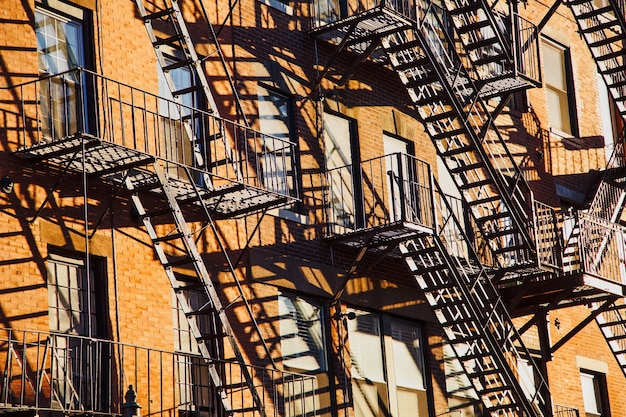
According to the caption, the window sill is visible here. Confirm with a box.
[258,0,294,15]
[268,207,309,224]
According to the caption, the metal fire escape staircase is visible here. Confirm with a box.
[325,155,549,416]
[134,0,244,183]
[400,180,549,417]
[381,2,538,274]
[125,163,267,416]
[131,1,282,414]
[565,0,626,118]
[579,140,626,377]
[564,0,626,377]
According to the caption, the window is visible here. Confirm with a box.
[258,85,299,206]
[324,111,360,231]
[541,38,578,136]
[580,370,610,417]
[157,61,200,180]
[36,5,87,140]
[46,250,107,410]
[383,133,416,223]
[172,288,220,417]
[347,309,428,417]
[278,293,326,371]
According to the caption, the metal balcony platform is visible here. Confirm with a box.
[13,134,290,218]
[327,220,433,250]
[309,7,414,63]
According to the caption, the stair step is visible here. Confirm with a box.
[465,37,499,51]
[456,19,491,34]
[608,78,626,89]
[468,195,502,206]
[580,18,618,33]
[492,244,527,255]
[414,91,448,106]
[143,207,175,218]
[164,256,196,268]
[433,127,467,140]
[459,178,493,189]
[197,333,228,341]
[153,232,186,243]
[163,58,193,72]
[153,34,183,47]
[406,73,439,87]
[589,33,622,48]
[484,229,517,239]
[405,244,440,257]
[600,65,626,76]
[597,49,626,62]
[385,38,422,54]
[577,5,613,20]
[479,211,512,222]
[441,145,474,157]
[423,109,457,123]
[418,263,449,275]
[174,84,203,97]
[230,407,261,414]
[566,0,592,5]
[144,8,174,21]
[394,56,430,71]
[473,53,508,67]
[450,162,485,174]
[448,2,481,15]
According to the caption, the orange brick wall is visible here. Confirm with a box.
[1,0,625,417]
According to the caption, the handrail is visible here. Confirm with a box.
[0,328,316,417]
[5,67,298,199]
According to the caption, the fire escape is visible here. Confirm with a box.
[559,0,626,379]
[5,1,303,416]
[311,0,626,414]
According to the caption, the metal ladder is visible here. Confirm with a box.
[565,0,626,118]
[560,0,626,377]
[399,173,549,417]
[125,162,265,417]
[133,0,243,183]
[381,3,536,270]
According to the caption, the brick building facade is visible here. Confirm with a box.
[0,0,625,416]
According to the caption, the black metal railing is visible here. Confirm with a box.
[554,404,579,417]
[323,152,433,235]
[0,329,316,417]
[310,0,419,29]
[6,68,298,199]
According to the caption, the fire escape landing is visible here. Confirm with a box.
[311,0,626,410]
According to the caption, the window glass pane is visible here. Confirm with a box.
[543,43,566,90]
[324,112,355,230]
[352,380,382,417]
[278,294,326,371]
[258,86,295,197]
[542,39,574,135]
[391,319,424,390]
[36,9,83,74]
[580,372,600,414]
[397,389,420,417]
[47,253,98,336]
[347,309,385,382]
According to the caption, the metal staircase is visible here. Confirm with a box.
[565,0,626,118]
[400,188,548,417]
[11,66,300,417]
[125,162,265,416]
[325,154,549,417]
[134,0,243,183]
[381,3,536,271]
[442,0,539,96]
